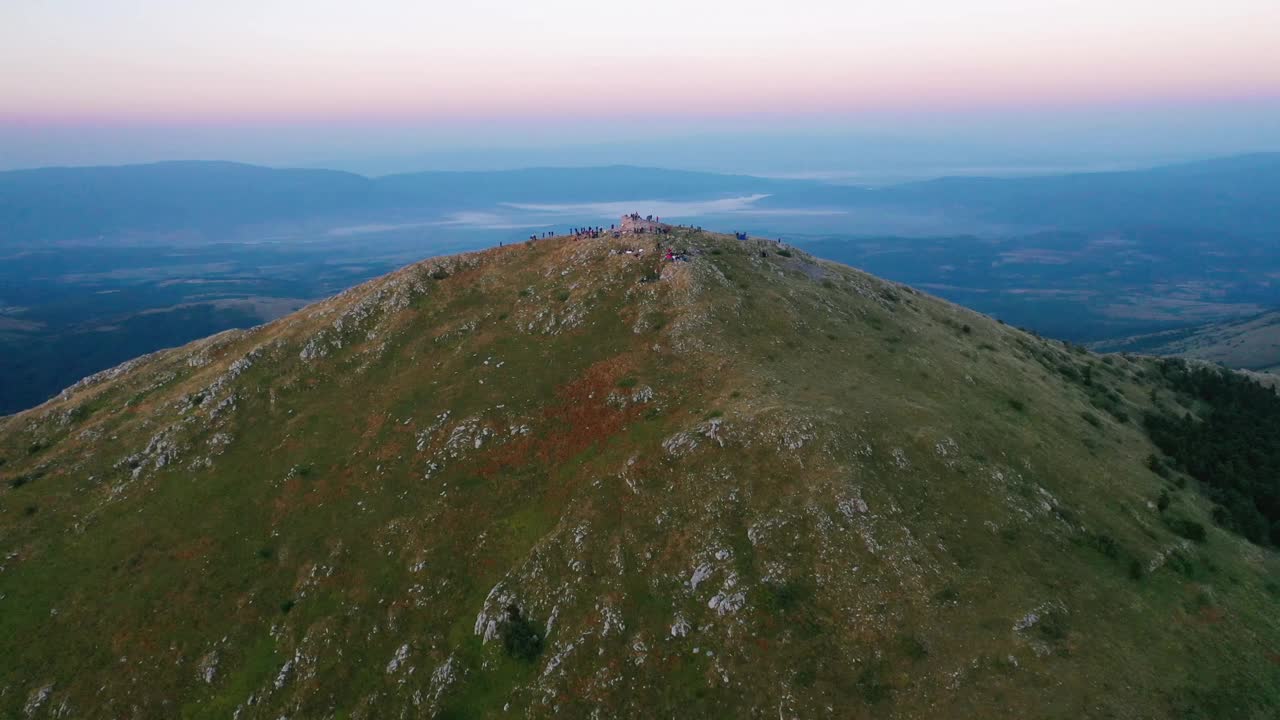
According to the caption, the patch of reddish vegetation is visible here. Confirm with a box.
[271,476,307,523]
[446,263,486,287]
[1198,605,1225,624]
[539,357,642,465]
[301,477,335,508]
[336,406,409,477]
[480,355,643,483]
[374,440,405,462]
[170,536,215,561]
[358,410,388,444]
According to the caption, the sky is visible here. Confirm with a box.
[2,0,1279,175]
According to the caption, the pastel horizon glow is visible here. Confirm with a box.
[5,0,1279,121]
[2,0,1279,172]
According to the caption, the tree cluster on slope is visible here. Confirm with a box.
[1144,361,1280,545]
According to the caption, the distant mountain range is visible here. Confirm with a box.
[0,163,793,244]
[761,152,1280,238]
[2,153,1278,244]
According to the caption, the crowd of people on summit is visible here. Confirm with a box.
[518,214,788,267]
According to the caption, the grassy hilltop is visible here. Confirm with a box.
[2,227,1279,718]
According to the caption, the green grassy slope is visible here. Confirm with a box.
[2,229,1278,719]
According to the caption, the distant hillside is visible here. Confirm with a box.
[766,152,1280,238]
[0,162,792,244]
[3,228,1279,718]
[891,152,1280,235]
[0,162,374,242]
[1093,310,1280,372]
[4,153,1279,244]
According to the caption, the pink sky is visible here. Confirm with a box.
[3,0,1279,124]
[2,0,1278,172]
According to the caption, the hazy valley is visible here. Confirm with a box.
[4,155,1279,415]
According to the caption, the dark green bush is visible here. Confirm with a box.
[501,605,544,662]
[932,586,960,605]
[1038,610,1069,641]
[1168,517,1208,543]
[856,659,892,704]
[765,580,813,613]
[1264,579,1280,598]
[1166,549,1197,577]
[899,634,929,660]
[1147,454,1170,479]
[1089,533,1120,559]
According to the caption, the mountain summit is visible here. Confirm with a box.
[2,224,1278,718]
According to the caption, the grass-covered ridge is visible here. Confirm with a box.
[2,228,1279,719]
